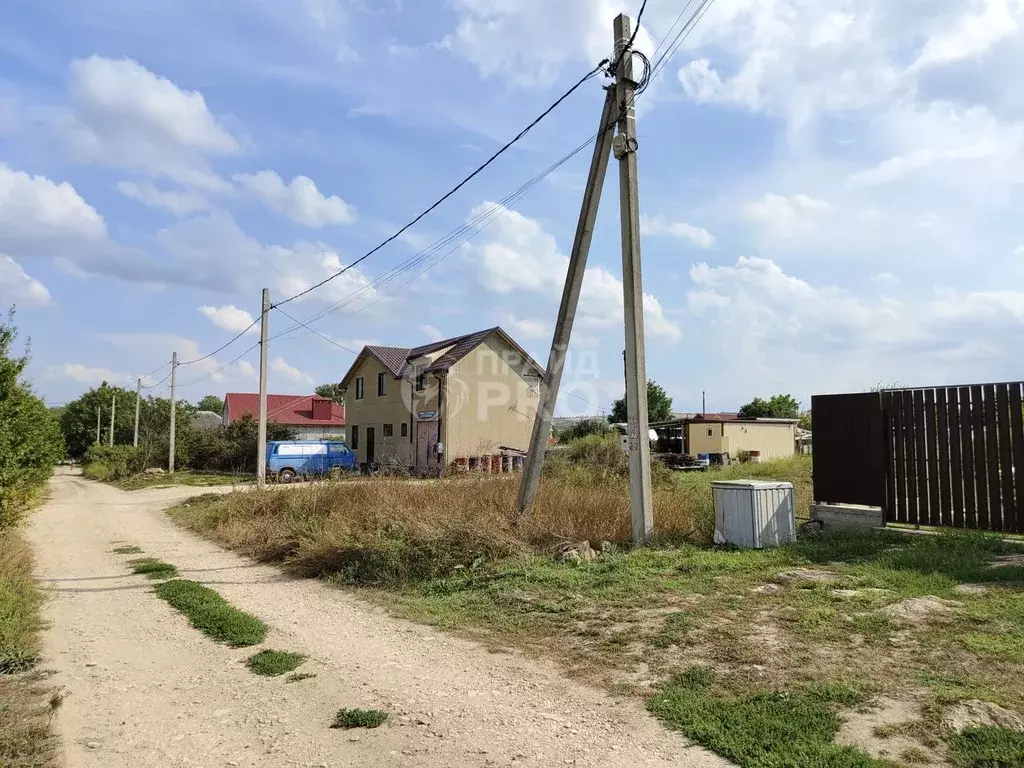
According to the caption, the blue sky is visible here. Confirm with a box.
[2,0,1023,417]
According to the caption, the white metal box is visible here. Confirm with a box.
[710,480,796,549]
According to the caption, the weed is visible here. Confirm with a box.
[115,472,251,492]
[898,746,931,764]
[649,611,693,648]
[331,708,388,729]
[112,545,143,555]
[948,726,1024,768]
[128,557,178,580]
[648,667,891,767]
[286,672,317,683]
[246,650,305,677]
[154,580,265,647]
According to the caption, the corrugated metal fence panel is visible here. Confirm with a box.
[811,392,885,507]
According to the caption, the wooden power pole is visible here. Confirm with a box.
[257,288,270,487]
[518,12,654,543]
[134,378,142,448]
[109,394,116,446]
[95,406,101,445]
[169,352,177,473]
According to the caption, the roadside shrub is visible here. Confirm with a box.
[555,419,613,443]
[83,445,143,481]
[545,433,674,487]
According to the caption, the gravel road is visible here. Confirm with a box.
[28,470,730,768]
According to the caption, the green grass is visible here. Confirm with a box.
[331,708,388,729]
[648,667,889,768]
[115,472,252,491]
[0,542,44,675]
[246,649,305,677]
[112,545,143,555]
[128,557,178,580]
[154,580,266,647]
[649,611,693,648]
[949,726,1024,768]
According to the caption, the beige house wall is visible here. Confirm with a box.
[722,422,796,460]
[342,354,413,466]
[686,422,726,456]
[444,334,540,458]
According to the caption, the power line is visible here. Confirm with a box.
[270,306,362,355]
[141,370,172,390]
[176,316,261,367]
[610,0,649,73]
[174,342,260,389]
[272,61,609,309]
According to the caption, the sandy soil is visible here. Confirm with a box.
[27,469,730,768]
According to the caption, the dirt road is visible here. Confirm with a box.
[28,470,729,767]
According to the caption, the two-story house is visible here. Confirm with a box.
[338,327,543,470]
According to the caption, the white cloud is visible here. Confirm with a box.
[915,0,1021,69]
[63,56,238,189]
[271,356,314,386]
[506,314,549,339]
[0,255,51,306]
[48,363,129,386]
[0,163,107,249]
[470,202,681,342]
[233,171,356,227]
[743,193,829,237]
[1014,244,1024,256]
[641,214,715,248]
[198,305,257,334]
[116,180,209,216]
[419,324,444,341]
[873,272,897,284]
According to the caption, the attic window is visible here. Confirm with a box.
[416,373,427,391]
[378,372,388,397]
[355,377,364,400]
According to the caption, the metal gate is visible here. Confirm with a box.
[812,382,1024,533]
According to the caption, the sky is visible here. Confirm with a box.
[2,0,1023,418]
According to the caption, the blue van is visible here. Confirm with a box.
[267,440,356,483]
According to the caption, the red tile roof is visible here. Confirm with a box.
[223,393,345,426]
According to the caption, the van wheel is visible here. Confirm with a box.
[278,469,296,484]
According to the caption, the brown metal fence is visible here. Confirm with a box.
[812,382,1024,533]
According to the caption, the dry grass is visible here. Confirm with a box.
[0,532,61,767]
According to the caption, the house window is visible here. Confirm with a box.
[351,426,359,449]
[416,373,427,391]
[401,422,408,438]
[378,372,388,397]
[355,377,364,400]
[383,423,393,437]
[706,427,714,438]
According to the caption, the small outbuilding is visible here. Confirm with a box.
[651,414,797,462]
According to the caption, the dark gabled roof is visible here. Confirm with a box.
[340,327,544,390]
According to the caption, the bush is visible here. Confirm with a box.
[546,433,675,487]
[0,310,64,529]
[555,419,613,443]
[83,445,144,481]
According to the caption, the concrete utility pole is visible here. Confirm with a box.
[109,394,116,446]
[96,406,101,445]
[169,352,178,473]
[134,378,142,448]
[518,88,617,518]
[257,288,270,487]
[613,13,654,543]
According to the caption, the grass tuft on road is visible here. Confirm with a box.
[112,545,143,555]
[331,708,387,729]
[246,649,305,677]
[0,531,60,767]
[154,579,265,647]
[128,557,178,580]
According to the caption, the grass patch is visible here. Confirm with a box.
[115,472,252,491]
[649,611,693,648]
[246,650,305,677]
[949,726,1024,768]
[331,708,387,729]
[128,557,178,580]
[648,666,888,768]
[286,672,317,683]
[154,580,265,647]
[112,545,143,555]
[0,531,61,767]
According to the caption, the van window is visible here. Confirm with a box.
[276,444,327,457]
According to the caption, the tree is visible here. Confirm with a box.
[0,308,64,528]
[798,410,812,431]
[197,395,224,413]
[738,394,800,420]
[58,382,139,460]
[608,380,673,424]
[314,382,345,405]
[556,419,612,443]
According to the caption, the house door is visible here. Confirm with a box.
[366,427,376,464]
[415,420,438,468]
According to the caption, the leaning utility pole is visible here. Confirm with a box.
[96,406,101,445]
[257,288,270,487]
[613,12,654,542]
[109,394,116,446]
[134,378,142,448]
[518,11,654,543]
[168,352,178,473]
[518,88,617,517]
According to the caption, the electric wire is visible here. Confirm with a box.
[176,316,261,367]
